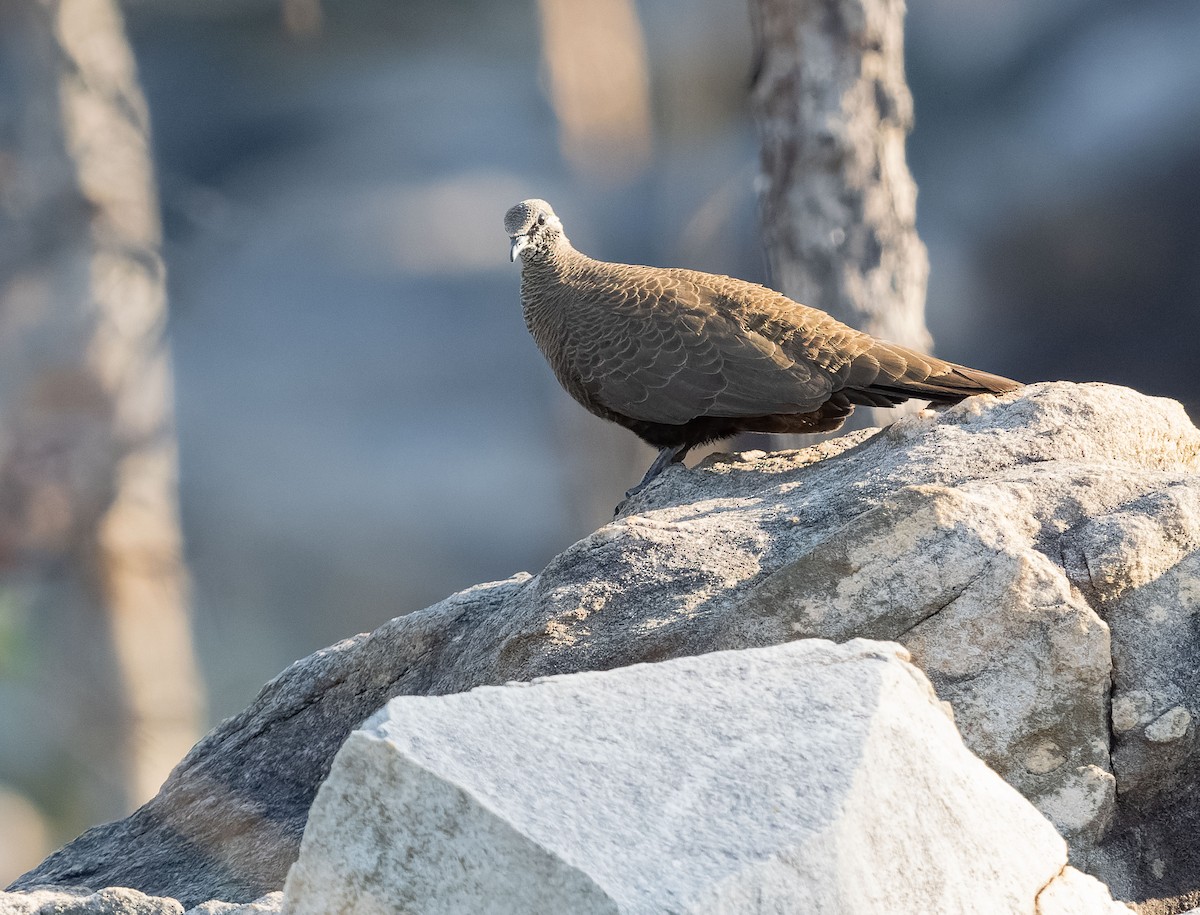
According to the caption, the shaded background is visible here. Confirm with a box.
[2,0,1198,878]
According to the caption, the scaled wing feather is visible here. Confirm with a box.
[569,265,838,425]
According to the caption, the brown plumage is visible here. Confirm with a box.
[506,198,1019,502]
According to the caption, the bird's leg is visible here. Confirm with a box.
[629,444,689,497]
[616,444,690,516]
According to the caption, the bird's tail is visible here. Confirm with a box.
[846,342,1020,407]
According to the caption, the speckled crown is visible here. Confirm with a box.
[504,199,556,235]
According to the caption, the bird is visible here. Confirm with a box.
[505,198,1019,506]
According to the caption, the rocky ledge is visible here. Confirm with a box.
[5,382,1200,913]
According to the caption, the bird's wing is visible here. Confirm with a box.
[719,272,1019,405]
[566,265,842,425]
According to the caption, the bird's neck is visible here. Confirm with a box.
[519,243,592,360]
[520,242,586,292]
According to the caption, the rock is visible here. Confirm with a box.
[715,481,1117,849]
[0,886,180,915]
[1036,867,1132,914]
[182,893,282,914]
[1128,891,1200,915]
[284,639,1127,914]
[1161,898,1200,912]
[0,889,282,915]
[1058,482,1200,901]
[9,382,1200,906]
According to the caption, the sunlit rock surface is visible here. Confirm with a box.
[9,382,1199,909]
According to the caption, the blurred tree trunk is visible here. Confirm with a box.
[0,0,202,836]
[749,0,931,428]
[534,0,657,529]
[535,0,653,182]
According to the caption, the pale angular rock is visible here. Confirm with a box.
[183,892,282,914]
[285,639,1121,915]
[0,888,282,915]
[1036,867,1132,914]
[12,383,1200,906]
[0,886,182,914]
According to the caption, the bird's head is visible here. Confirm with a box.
[505,199,567,264]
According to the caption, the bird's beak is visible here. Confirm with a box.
[510,234,531,262]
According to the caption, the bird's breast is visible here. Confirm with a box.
[521,280,599,409]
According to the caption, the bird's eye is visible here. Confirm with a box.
[537,214,546,226]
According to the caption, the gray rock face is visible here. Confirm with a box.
[1060,483,1200,897]
[8,382,1200,907]
[284,639,1128,915]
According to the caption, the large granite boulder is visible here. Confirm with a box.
[283,639,1128,914]
[6,382,1200,910]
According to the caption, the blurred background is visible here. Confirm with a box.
[1,0,1198,882]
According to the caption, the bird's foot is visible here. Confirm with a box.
[613,480,651,518]
[612,444,689,518]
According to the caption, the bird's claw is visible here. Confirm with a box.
[613,483,645,518]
